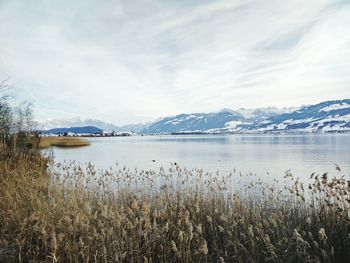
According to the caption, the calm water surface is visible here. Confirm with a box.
[48,134,350,179]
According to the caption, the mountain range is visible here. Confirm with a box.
[37,117,149,133]
[38,99,350,134]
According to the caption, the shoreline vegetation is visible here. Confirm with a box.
[1,151,349,262]
[1,83,350,262]
[38,136,90,148]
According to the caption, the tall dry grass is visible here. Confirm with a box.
[0,152,349,262]
[38,136,90,148]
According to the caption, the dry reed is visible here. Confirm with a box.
[0,152,349,262]
[38,137,90,148]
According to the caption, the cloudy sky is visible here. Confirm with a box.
[0,0,349,125]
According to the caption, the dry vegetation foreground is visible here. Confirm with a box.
[0,152,349,263]
[38,136,90,148]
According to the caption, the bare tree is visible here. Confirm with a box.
[0,80,12,149]
[12,102,36,148]
[0,79,37,150]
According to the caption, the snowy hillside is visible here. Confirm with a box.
[142,111,248,134]
[236,107,298,122]
[141,100,350,134]
[251,99,350,133]
[36,100,350,134]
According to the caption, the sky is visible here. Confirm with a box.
[0,0,350,125]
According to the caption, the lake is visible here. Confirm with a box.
[48,134,350,182]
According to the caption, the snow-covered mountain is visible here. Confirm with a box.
[142,111,249,134]
[116,122,153,133]
[36,100,350,134]
[250,99,350,133]
[141,106,299,134]
[141,100,350,134]
[36,117,119,131]
[36,117,152,133]
[236,106,298,122]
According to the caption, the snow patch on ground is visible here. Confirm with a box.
[282,118,316,125]
[320,103,350,112]
[225,121,242,129]
[185,115,200,120]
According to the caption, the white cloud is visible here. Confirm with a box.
[0,0,349,125]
